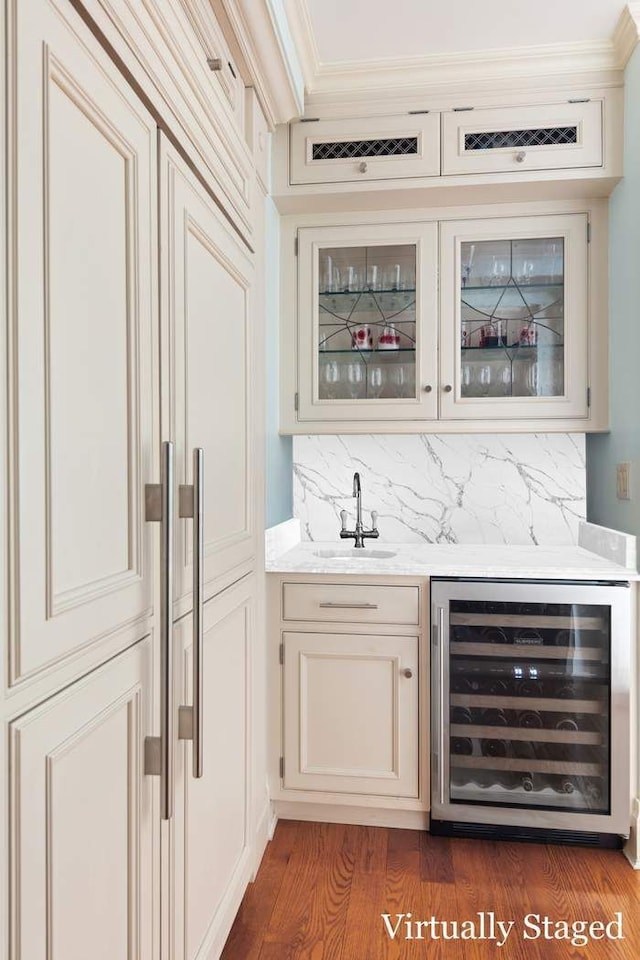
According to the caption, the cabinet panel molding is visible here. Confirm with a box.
[283,631,419,797]
[6,0,158,686]
[10,638,156,960]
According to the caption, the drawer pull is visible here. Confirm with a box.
[318,601,379,610]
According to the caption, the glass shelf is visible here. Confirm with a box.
[321,348,415,356]
[462,343,564,353]
[320,287,416,297]
[462,282,563,292]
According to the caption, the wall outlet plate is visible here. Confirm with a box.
[616,462,631,500]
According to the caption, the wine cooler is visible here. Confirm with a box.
[430,578,631,846]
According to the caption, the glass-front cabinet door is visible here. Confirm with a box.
[440,214,589,420]
[296,222,438,422]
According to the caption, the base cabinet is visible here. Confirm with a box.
[10,639,157,960]
[272,576,429,820]
[171,577,255,960]
[282,631,419,797]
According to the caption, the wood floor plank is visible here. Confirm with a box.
[261,822,356,959]
[220,820,300,960]
[222,822,640,960]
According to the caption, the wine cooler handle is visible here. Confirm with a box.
[437,606,446,806]
[144,441,175,820]
[178,447,205,779]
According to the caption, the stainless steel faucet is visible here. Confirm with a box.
[339,471,379,548]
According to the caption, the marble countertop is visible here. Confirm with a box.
[266,539,639,581]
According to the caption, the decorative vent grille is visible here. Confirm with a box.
[311,136,419,162]
[464,127,578,151]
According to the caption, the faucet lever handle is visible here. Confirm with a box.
[340,509,348,531]
[371,510,378,530]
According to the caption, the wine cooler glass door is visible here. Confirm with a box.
[432,580,631,834]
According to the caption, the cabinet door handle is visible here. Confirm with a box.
[318,601,378,609]
[144,441,175,820]
[443,384,453,393]
[178,448,205,779]
[402,668,413,679]
[437,606,446,805]
[423,384,432,393]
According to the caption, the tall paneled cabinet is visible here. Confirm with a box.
[1,0,279,957]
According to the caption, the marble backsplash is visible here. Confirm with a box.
[293,434,586,545]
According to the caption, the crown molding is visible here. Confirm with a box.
[612,2,640,68]
[215,0,304,125]
[277,0,638,116]
[281,0,320,92]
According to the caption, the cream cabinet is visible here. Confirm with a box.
[159,138,255,617]
[10,639,157,960]
[289,113,440,185]
[271,576,429,823]
[6,0,158,689]
[172,577,255,960]
[439,212,591,421]
[293,221,439,424]
[3,0,265,958]
[282,630,419,797]
[282,204,606,432]
[441,100,604,176]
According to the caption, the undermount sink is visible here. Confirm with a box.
[313,548,397,560]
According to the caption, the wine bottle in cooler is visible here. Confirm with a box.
[450,737,473,756]
[481,738,508,758]
[518,708,543,728]
[513,740,536,792]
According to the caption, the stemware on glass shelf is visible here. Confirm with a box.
[459,236,565,400]
[317,242,417,402]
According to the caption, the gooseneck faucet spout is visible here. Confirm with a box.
[340,471,379,548]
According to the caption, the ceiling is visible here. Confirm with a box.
[304,0,624,65]
[283,0,639,110]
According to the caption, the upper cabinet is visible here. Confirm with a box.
[281,204,607,434]
[441,101,603,176]
[295,222,438,423]
[439,213,589,421]
[290,113,440,185]
[273,91,622,204]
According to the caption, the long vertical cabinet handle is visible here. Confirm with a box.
[438,606,447,806]
[178,447,204,778]
[144,441,175,820]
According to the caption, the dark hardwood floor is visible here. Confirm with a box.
[221,820,640,960]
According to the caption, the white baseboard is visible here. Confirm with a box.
[624,798,640,869]
[274,799,429,830]
[250,799,274,881]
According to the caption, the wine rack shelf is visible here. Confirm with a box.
[449,725,603,745]
[450,641,604,660]
[450,613,604,630]
[450,694,607,714]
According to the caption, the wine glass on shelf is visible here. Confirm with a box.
[367,364,384,398]
[344,360,365,399]
[320,358,341,400]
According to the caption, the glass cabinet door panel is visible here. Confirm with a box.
[439,214,588,422]
[460,237,564,399]
[317,243,417,401]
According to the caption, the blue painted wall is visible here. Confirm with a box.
[265,198,293,527]
[586,46,640,538]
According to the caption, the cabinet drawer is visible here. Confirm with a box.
[442,101,602,175]
[290,114,440,185]
[282,582,420,624]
